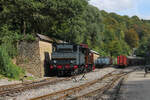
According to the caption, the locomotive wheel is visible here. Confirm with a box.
[67,71,72,76]
[57,70,64,77]
[70,69,78,76]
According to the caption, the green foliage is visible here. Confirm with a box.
[125,28,139,48]
[0,25,19,58]
[136,35,150,56]
[0,25,24,79]
[0,45,24,79]
[0,0,150,59]
[24,34,36,42]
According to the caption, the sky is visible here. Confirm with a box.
[89,0,150,20]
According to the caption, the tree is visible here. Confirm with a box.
[105,40,122,57]
[125,28,139,48]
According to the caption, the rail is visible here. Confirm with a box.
[30,70,125,100]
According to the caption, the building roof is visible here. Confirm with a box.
[90,50,99,55]
[36,34,67,43]
[127,56,144,60]
[37,34,53,43]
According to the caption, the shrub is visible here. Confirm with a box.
[0,46,24,79]
[1,43,17,58]
[24,34,36,42]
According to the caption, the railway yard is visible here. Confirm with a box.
[0,66,147,100]
[1,1,150,100]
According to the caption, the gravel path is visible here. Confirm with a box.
[3,67,117,100]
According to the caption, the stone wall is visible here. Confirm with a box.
[39,41,52,77]
[17,40,53,77]
[17,40,42,77]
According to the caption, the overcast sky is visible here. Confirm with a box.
[89,0,150,20]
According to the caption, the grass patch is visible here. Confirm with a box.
[25,76,35,80]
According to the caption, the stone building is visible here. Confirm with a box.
[16,34,99,77]
[90,50,100,64]
[17,34,54,77]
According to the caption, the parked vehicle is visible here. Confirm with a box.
[50,43,95,76]
[117,55,145,67]
[95,57,112,67]
[113,58,117,65]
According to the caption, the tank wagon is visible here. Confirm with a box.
[95,57,112,67]
[117,55,145,67]
[50,43,95,76]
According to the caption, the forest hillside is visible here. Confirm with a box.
[0,0,150,78]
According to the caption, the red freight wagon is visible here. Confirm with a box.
[117,55,128,67]
[117,55,145,67]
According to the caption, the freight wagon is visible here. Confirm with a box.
[50,43,95,76]
[95,57,112,67]
[117,55,145,67]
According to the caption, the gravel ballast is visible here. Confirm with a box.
[8,67,117,100]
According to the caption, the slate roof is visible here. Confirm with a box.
[36,34,53,43]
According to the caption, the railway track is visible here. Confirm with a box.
[0,77,72,97]
[70,74,127,100]
[30,69,135,100]
[0,77,55,92]
[0,68,103,97]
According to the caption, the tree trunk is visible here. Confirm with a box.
[23,21,26,35]
[20,18,26,35]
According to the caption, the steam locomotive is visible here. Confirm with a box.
[50,43,95,76]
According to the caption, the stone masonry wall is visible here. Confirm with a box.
[39,41,52,77]
[17,40,43,77]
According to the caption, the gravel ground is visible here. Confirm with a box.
[3,67,117,100]
[67,76,117,100]
[0,79,21,86]
[117,67,150,100]
[0,77,50,86]
[0,72,41,86]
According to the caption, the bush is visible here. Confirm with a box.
[24,34,36,42]
[1,43,17,58]
[0,46,24,79]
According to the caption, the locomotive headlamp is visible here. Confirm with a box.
[53,60,57,63]
[71,60,75,64]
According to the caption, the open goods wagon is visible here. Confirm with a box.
[95,57,112,67]
[50,43,95,76]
